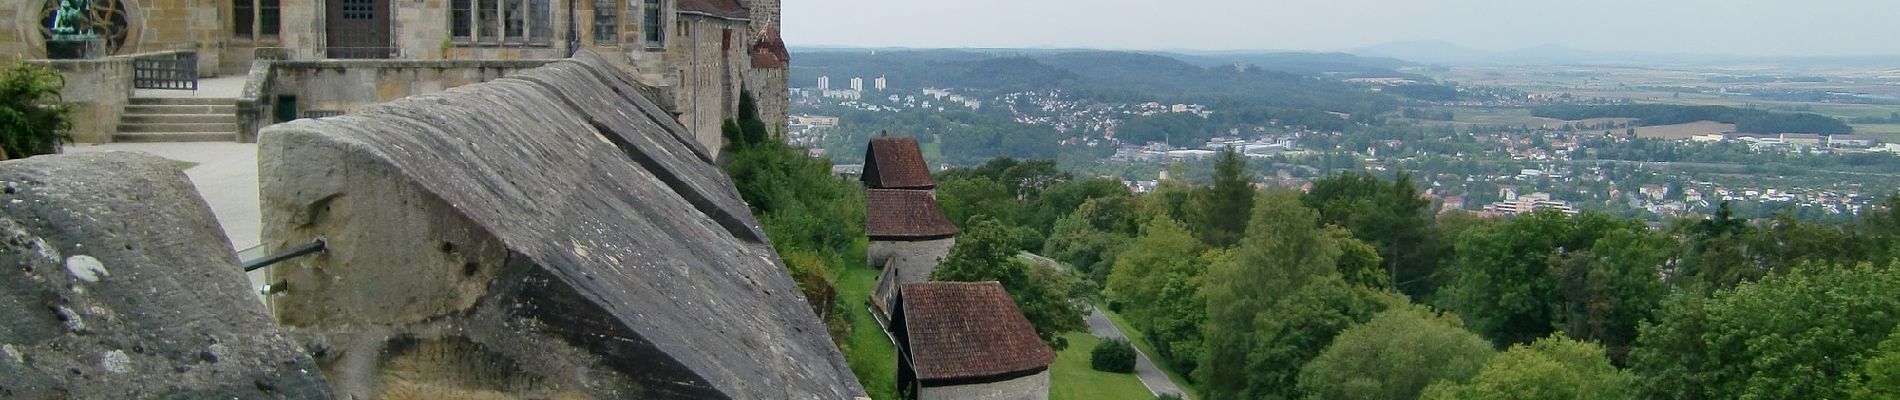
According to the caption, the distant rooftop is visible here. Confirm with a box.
[751,26,789,69]
[676,0,750,20]
[899,281,1055,382]
[866,189,957,240]
[863,135,935,189]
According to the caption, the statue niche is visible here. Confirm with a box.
[38,0,131,58]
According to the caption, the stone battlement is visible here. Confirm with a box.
[254,49,862,398]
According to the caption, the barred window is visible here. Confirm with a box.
[477,0,498,40]
[450,0,549,45]
[642,0,663,47]
[502,0,524,43]
[451,0,471,38]
[593,0,618,45]
[529,0,550,41]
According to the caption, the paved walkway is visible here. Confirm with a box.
[1086,306,1191,399]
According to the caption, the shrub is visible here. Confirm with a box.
[0,63,72,159]
[1091,337,1137,373]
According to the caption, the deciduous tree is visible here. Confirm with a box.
[1631,264,1900,399]
[1296,306,1494,400]
[1421,334,1635,400]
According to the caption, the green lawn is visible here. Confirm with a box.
[1051,332,1156,400]
[1099,308,1204,400]
[919,139,944,164]
[837,261,898,400]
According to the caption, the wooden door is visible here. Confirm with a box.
[325,0,390,58]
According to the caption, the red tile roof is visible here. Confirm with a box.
[866,189,957,240]
[750,26,789,69]
[863,135,935,189]
[676,0,750,20]
[900,282,1055,381]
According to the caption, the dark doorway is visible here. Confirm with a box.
[325,0,391,58]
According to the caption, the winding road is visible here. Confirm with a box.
[1084,305,1191,399]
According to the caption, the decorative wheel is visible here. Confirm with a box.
[38,0,132,54]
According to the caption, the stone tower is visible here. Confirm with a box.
[863,134,957,319]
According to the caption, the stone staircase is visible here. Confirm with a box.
[117,97,239,142]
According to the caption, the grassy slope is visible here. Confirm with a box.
[837,260,899,400]
[1050,332,1155,400]
[1100,308,1204,400]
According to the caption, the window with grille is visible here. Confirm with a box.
[643,0,663,47]
[450,0,552,45]
[503,0,524,42]
[451,0,471,39]
[593,0,618,45]
[341,0,374,20]
[477,0,498,41]
[529,0,550,41]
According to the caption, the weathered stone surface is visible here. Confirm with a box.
[259,50,863,399]
[0,152,331,399]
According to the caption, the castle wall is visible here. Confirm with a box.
[869,238,955,287]
[257,51,861,398]
[743,63,787,134]
[1,3,40,62]
[666,13,749,157]
[28,53,139,143]
[920,370,1052,400]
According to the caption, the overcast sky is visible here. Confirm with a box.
[782,0,1900,56]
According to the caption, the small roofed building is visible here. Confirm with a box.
[868,188,958,317]
[864,134,937,190]
[893,282,1055,400]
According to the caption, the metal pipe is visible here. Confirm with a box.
[242,239,327,272]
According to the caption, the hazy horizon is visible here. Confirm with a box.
[783,0,1900,57]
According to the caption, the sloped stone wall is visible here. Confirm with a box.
[0,152,331,398]
[258,50,863,399]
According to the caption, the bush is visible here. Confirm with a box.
[0,63,72,159]
[1090,338,1137,373]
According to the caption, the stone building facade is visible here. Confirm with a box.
[893,282,1056,400]
[5,0,788,151]
[3,0,224,71]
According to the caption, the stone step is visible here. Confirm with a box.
[113,131,236,143]
[120,113,237,124]
[123,104,237,115]
[128,97,239,106]
[118,122,238,133]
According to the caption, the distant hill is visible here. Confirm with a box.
[789,49,1398,113]
[1149,51,1416,78]
[1352,40,1900,67]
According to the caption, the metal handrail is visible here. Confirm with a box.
[241,238,326,272]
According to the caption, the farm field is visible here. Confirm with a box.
[1632,121,1737,139]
